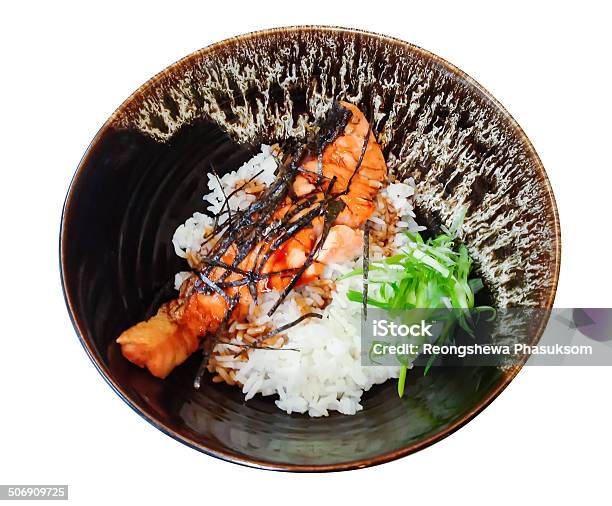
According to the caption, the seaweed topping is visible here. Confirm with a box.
[190,101,374,388]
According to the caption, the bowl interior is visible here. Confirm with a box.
[61,27,559,469]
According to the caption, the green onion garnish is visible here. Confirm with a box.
[345,206,492,397]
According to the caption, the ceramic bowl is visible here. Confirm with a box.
[60,26,560,471]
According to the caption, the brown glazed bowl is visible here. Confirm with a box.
[60,26,560,471]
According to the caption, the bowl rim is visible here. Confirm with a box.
[59,24,561,472]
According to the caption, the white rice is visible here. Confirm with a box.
[171,145,421,416]
[381,180,426,235]
[172,144,279,259]
[202,144,278,216]
[234,277,400,416]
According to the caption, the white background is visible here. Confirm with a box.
[1,1,610,504]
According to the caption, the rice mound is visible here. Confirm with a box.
[171,145,422,416]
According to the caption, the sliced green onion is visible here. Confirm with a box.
[398,366,407,397]
[346,207,491,399]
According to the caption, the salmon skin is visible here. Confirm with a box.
[116,101,388,381]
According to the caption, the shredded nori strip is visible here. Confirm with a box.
[337,120,372,198]
[210,163,233,230]
[193,350,210,390]
[362,220,370,320]
[311,102,352,156]
[196,271,232,304]
[218,341,300,353]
